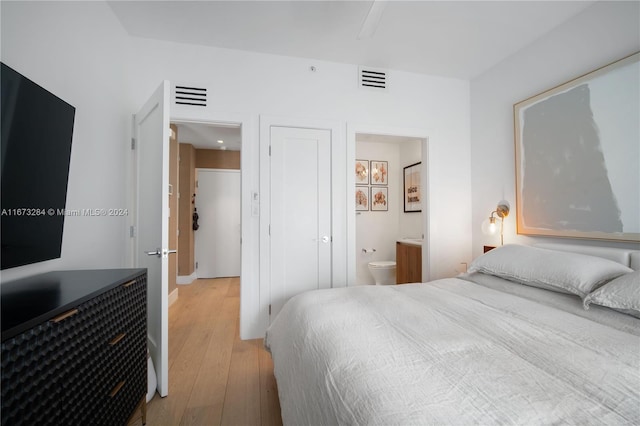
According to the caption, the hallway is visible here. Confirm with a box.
[130,278,282,425]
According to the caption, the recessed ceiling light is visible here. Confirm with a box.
[217,140,224,144]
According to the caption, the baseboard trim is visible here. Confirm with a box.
[177,273,196,285]
[169,288,179,307]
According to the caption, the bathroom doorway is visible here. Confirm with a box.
[350,130,429,286]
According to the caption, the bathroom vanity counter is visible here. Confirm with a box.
[397,238,422,247]
[396,240,422,284]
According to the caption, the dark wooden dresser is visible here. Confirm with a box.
[1,269,147,426]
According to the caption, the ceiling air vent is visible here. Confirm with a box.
[359,67,387,91]
[173,85,207,107]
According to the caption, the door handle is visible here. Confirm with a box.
[146,248,161,257]
[145,248,177,258]
[313,236,330,243]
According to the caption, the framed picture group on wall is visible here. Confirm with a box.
[355,159,388,211]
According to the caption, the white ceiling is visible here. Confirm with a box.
[175,122,242,150]
[108,0,594,80]
[112,1,595,149]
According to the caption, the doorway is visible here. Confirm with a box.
[347,124,430,287]
[354,133,425,285]
[171,121,242,284]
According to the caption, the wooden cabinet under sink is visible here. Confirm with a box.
[396,242,422,284]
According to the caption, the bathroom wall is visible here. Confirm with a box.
[399,139,423,239]
[356,139,399,285]
[356,137,421,285]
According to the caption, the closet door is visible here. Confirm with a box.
[269,126,332,320]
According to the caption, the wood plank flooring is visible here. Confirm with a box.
[129,277,283,426]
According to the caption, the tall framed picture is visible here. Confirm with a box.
[403,162,421,212]
[355,159,369,185]
[514,52,639,241]
[370,161,388,185]
[355,186,369,211]
[371,187,388,211]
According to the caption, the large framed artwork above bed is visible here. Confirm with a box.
[514,52,640,242]
[265,243,640,426]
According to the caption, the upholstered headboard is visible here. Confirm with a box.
[534,243,640,271]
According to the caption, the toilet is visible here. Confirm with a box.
[368,261,397,285]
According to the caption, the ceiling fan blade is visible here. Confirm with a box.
[357,0,388,40]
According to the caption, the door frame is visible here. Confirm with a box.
[259,115,345,330]
[127,103,258,339]
[346,123,431,285]
[170,111,255,340]
[171,112,256,340]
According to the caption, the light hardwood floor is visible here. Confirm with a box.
[129,277,283,426]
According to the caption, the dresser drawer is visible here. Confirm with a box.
[2,297,110,425]
[1,270,147,426]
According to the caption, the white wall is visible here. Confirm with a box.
[399,139,423,239]
[470,0,640,259]
[1,1,133,282]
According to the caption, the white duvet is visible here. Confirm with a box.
[264,276,640,426]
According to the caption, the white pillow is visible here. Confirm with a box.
[468,244,633,298]
[583,271,640,318]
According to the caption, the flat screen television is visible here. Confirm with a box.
[1,62,75,270]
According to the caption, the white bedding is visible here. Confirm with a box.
[265,276,640,425]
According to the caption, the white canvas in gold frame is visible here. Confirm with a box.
[514,52,639,242]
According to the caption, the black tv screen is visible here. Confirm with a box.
[1,63,75,270]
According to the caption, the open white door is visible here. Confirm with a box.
[133,81,171,397]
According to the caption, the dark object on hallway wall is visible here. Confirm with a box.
[193,207,199,231]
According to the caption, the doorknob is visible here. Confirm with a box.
[314,236,331,243]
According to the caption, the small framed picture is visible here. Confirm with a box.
[404,162,421,213]
[370,160,388,185]
[371,187,388,211]
[355,159,369,185]
[356,186,369,211]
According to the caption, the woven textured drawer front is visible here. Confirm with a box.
[1,273,147,426]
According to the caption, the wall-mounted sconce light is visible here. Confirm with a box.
[482,200,510,245]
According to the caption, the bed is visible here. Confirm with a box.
[264,244,640,425]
